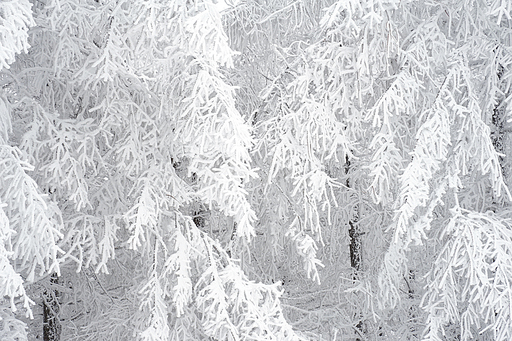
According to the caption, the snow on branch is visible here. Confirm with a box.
[262,76,350,238]
[488,0,512,24]
[0,202,34,317]
[452,62,512,201]
[60,214,101,274]
[286,219,325,284]
[366,71,420,130]
[124,164,193,252]
[185,215,304,340]
[365,71,420,205]
[47,0,108,77]
[393,100,450,246]
[0,307,28,341]
[0,97,12,142]
[126,178,158,250]
[194,249,238,340]
[0,145,63,282]
[379,73,452,308]
[164,229,192,318]
[18,103,101,211]
[0,0,34,70]
[184,1,237,68]
[366,132,403,205]
[422,208,512,341]
[178,65,258,242]
[139,268,171,341]
[135,212,305,340]
[217,263,302,340]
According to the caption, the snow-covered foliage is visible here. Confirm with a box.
[0,0,34,70]
[0,307,28,341]
[0,0,511,340]
[228,0,512,340]
[1,0,304,340]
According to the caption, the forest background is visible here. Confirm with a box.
[1,0,512,340]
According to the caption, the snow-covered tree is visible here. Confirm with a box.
[1,0,512,340]
[2,0,300,340]
[227,0,512,340]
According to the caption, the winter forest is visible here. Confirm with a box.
[1,0,512,340]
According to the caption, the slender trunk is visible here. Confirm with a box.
[491,64,506,177]
[490,60,510,326]
[348,220,362,273]
[405,270,418,338]
[491,62,512,206]
[345,155,365,340]
[43,273,61,341]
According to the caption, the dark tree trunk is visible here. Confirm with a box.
[490,61,511,209]
[348,220,362,273]
[345,155,365,340]
[43,273,61,341]
[491,64,506,176]
[345,155,362,274]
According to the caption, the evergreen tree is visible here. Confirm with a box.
[1,0,511,341]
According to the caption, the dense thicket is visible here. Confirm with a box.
[1,1,512,340]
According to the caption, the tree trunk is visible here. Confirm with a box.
[43,273,61,341]
[345,155,365,340]
[491,64,506,176]
[491,61,512,202]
